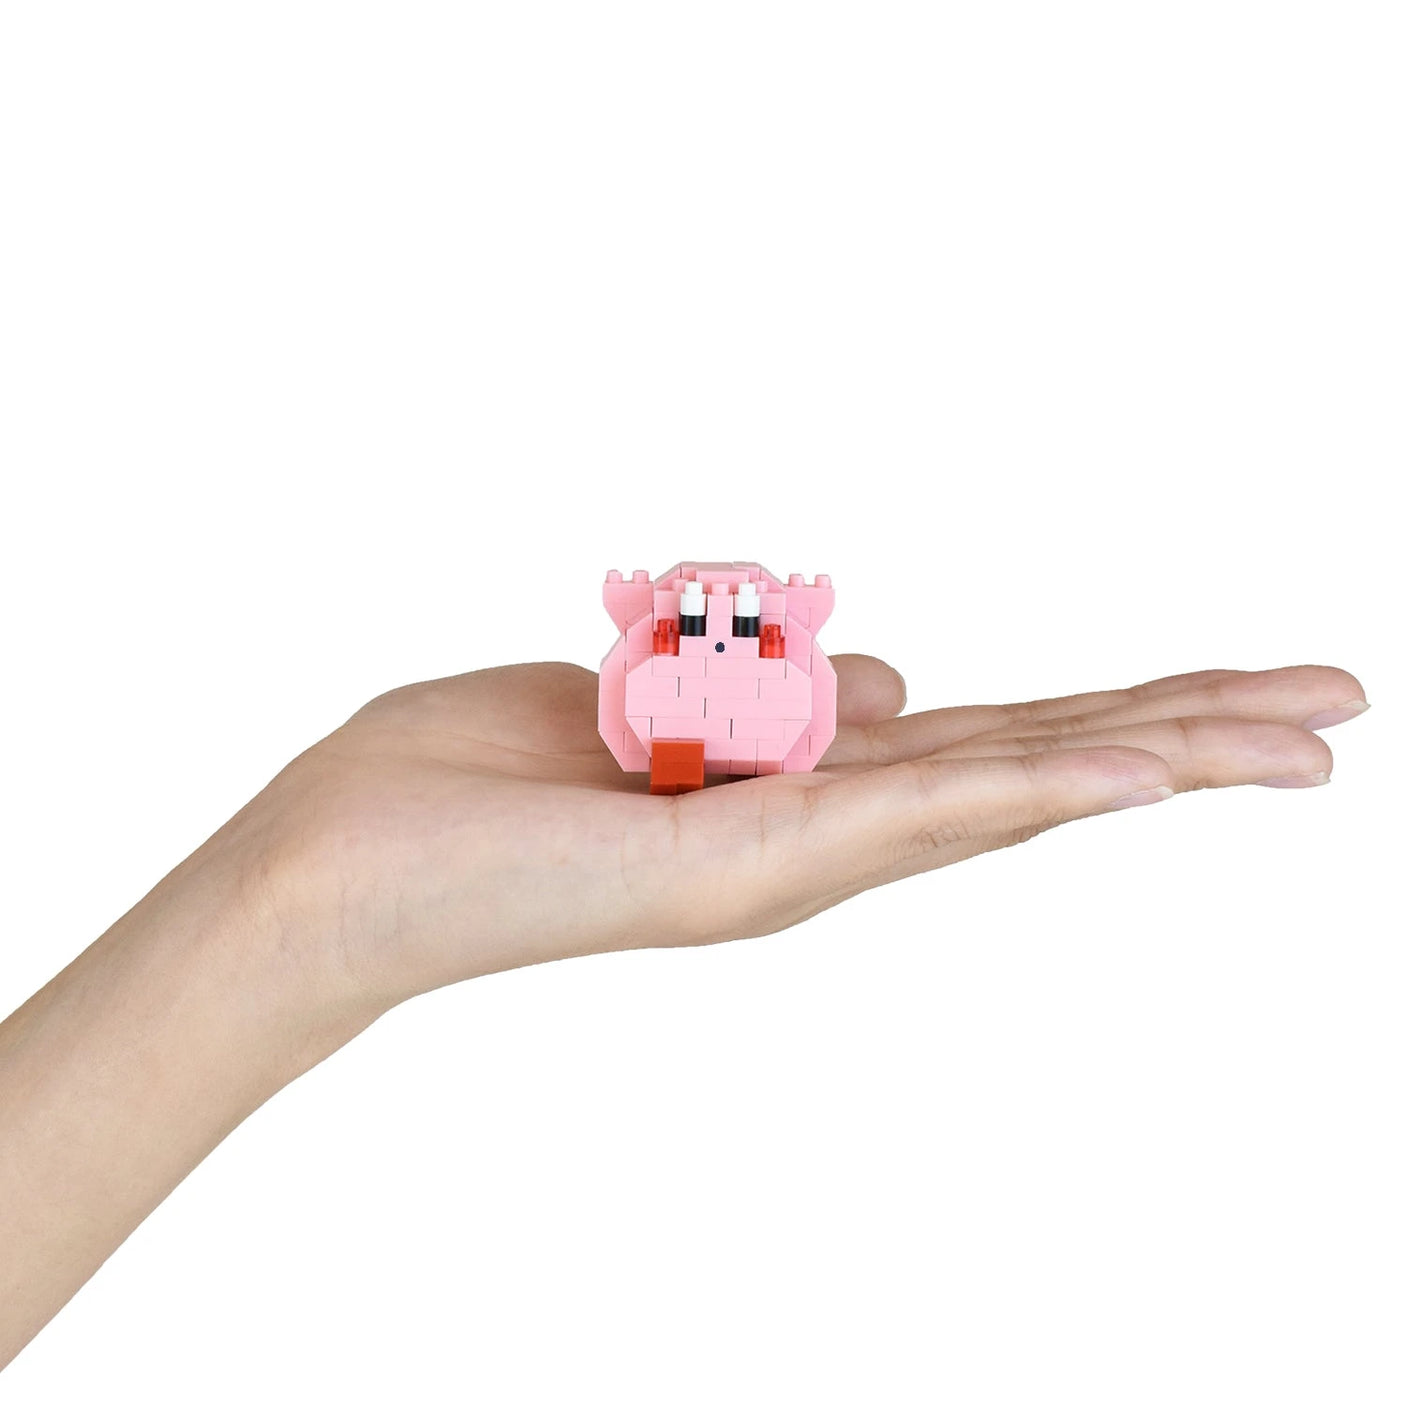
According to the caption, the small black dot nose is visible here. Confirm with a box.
[715,641,725,653]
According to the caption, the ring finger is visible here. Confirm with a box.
[932,715,1336,790]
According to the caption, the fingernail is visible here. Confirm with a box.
[1256,771,1331,789]
[1107,785,1174,811]
[1301,700,1369,731]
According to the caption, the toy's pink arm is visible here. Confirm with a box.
[603,570,653,633]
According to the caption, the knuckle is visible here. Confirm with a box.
[908,816,972,857]
[896,759,973,861]
[1009,727,1064,754]
[1203,674,1235,714]
[1169,715,1201,754]
[859,720,899,766]
[1004,820,1051,848]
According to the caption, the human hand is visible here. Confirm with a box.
[0,653,1368,1366]
[244,657,1368,1025]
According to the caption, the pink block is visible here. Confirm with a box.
[756,757,784,776]
[779,719,809,750]
[724,694,810,719]
[728,758,760,776]
[653,588,682,621]
[625,670,681,698]
[731,716,785,740]
[706,654,780,678]
[714,737,757,762]
[759,677,811,701]
[679,635,712,657]
[706,593,733,635]
[681,675,759,700]
[805,650,838,762]
[790,584,835,633]
[603,580,653,633]
[626,716,651,741]
[705,701,803,729]
[652,713,732,739]
[636,693,705,718]
[704,757,732,776]
[598,641,628,735]
[784,620,813,660]
[752,732,805,767]
[651,655,706,677]
[691,567,753,586]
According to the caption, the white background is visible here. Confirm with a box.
[1,3,1400,1402]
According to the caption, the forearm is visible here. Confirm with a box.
[0,841,370,1368]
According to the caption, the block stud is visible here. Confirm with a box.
[653,618,679,656]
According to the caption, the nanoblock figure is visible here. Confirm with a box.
[598,562,837,795]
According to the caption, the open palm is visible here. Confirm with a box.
[282,656,1365,1009]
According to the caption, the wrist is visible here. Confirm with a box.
[122,811,390,1099]
[0,808,383,1365]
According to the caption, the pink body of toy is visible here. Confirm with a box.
[598,562,837,793]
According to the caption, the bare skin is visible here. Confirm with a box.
[0,656,1369,1367]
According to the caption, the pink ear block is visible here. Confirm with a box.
[599,562,837,794]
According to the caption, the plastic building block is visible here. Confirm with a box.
[653,618,679,655]
[598,563,837,790]
[650,738,706,795]
[651,654,705,677]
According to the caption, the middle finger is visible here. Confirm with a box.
[825,665,1360,768]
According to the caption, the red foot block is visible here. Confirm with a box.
[650,738,705,795]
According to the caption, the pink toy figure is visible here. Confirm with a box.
[599,562,837,795]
